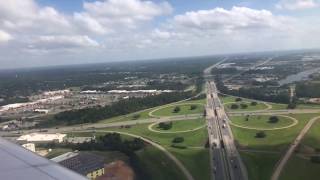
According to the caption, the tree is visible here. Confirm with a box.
[310,156,320,163]
[158,122,172,130]
[173,106,181,113]
[269,116,279,123]
[255,131,266,138]
[240,103,248,109]
[132,114,141,120]
[235,98,242,102]
[230,104,239,109]
[190,105,197,110]
[172,137,184,143]
[250,102,258,106]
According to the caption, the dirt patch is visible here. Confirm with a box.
[98,160,135,180]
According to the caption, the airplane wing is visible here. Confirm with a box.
[0,137,87,180]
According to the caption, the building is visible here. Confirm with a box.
[22,143,36,152]
[17,133,66,143]
[52,152,105,179]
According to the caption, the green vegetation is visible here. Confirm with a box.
[230,115,293,129]
[158,122,173,130]
[269,116,279,123]
[45,148,72,159]
[231,114,320,151]
[296,82,320,98]
[280,155,320,180]
[152,103,204,117]
[153,119,205,132]
[169,148,211,180]
[102,122,209,180]
[255,131,266,138]
[240,151,280,180]
[226,101,268,111]
[172,137,185,143]
[105,124,208,147]
[302,120,320,149]
[135,146,186,180]
[42,92,192,126]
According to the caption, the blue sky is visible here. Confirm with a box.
[0,0,319,69]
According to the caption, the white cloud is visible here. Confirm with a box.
[276,0,318,10]
[28,35,99,50]
[0,30,12,42]
[75,0,173,31]
[172,7,290,32]
[83,0,172,20]
[73,13,108,35]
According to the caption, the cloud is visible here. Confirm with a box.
[83,0,173,20]
[172,7,290,32]
[276,0,318,10]
[0,30,12,42]
[28,35,99,50]
[75,0,173,32]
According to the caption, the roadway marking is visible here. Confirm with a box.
[229,115,298,131]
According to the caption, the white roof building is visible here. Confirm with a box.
[17,133,66,143]
[22,143,36,152]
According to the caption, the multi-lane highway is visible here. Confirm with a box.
[204,61,247,180]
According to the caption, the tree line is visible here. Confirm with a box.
[41,92,192,127]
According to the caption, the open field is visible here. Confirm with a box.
[151,118,205,132]
[98,98,206,124]
[135,146,186,180]
[225,101,269,111]
[103,123,208,147]
[231,113,320,151]
[303,120,320,149]
[280,155,320,180]
[230,115,295,129]
[169,147,211,180]
[240,151,280,180]
[100,120,209,180]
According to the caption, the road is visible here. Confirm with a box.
[204,61,248,180]
[271,116,320,180]
[0,114,203,137]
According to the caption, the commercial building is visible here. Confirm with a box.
[17,133,66,143]
[52,152,105,179]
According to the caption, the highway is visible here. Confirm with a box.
[204,60,248,180]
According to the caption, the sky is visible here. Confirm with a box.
[0,0,320,69]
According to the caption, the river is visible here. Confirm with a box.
[278,67,320,86]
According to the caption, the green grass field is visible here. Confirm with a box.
[280,155,320,180]
[240,151,280,180]
[45,148,72,159]
[151,103,204,117]
[231,114,320,151]
[153,118,205,132]
[104,123,208,147]
[231,115,294,129]
[302,120,320,149]
[101,121,209,180]
[225,101,268,111]
[169,147,211,180]
[135,146,187,180]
